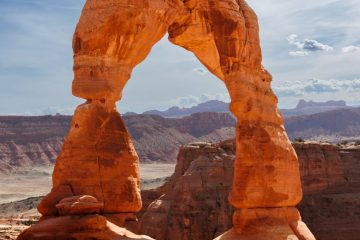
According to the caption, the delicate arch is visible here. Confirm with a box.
[33,0,313,239]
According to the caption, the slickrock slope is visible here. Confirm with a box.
[18,0,311,239]
[139,141,360,240]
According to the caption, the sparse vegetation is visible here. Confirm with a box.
[293,137,305,143]
[355,140,360,146]
[340,140,349,145]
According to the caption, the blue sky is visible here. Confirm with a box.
[0,0,359,115]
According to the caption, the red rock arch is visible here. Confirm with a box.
[32,0,314,239]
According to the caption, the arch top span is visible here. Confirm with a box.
[72,0,264,101]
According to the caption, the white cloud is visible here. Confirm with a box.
[171,93,230,108]
[342,45,360,53]
[288,51,309,57]
[2,0,360,114]
[274,78,360,96]
[287,34,333,56]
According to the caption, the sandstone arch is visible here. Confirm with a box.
[18,0,315,239]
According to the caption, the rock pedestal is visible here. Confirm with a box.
[18,0,315,239]
[37,100,142,218]
[17,195,154,240]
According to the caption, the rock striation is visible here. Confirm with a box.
[295,143,346,194]
[18,0,313,239]
[139,141,359,240]
[140,141,235,240]
[0,116,69,174]
[298,144,360,240]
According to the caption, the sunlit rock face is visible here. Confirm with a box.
[18,0,314,239]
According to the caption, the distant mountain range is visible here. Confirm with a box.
[0,112,235,173]
[285,107,360,140]
[124,100,229,118]
[125,99,352,118]
[1,100,359,173]
[281,99,351,118]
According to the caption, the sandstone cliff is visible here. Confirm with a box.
[298,144,360,240]
[0,116,70,174]
[139,141,360,240]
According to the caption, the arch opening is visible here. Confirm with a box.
[117,35,229,114]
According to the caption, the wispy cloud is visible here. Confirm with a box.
[274,78,360,96]
[170,93,230,108]
[288,51,309,57]
[1,0,360,114]
[287,34,333,56]
[342,45,360,53]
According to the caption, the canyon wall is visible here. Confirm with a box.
[139,141,360,240]
[0,116,69,174]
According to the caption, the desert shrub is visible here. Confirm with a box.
[293,137,305,143]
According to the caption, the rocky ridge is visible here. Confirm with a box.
[285,107,360,140]
[0,112,235,173]
[0,116,68,174]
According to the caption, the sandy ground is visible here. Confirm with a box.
[0,164,175,239]
[0,164,175,204]
[0,167,53,205]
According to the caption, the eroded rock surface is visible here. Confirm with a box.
[139,141,359,240]
[17,214,154,240]
[298,144,360,240]
[39,101,142,216]
[140,140,235,240]
[139,141,314,240]
[296,142,346,194]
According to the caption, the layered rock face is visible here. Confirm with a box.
[140,141,235,240]
[19,0,312,239]
[298,144,360,240]
[295,143,346,194]
[0,116,69,174]
[139,141,359,240]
